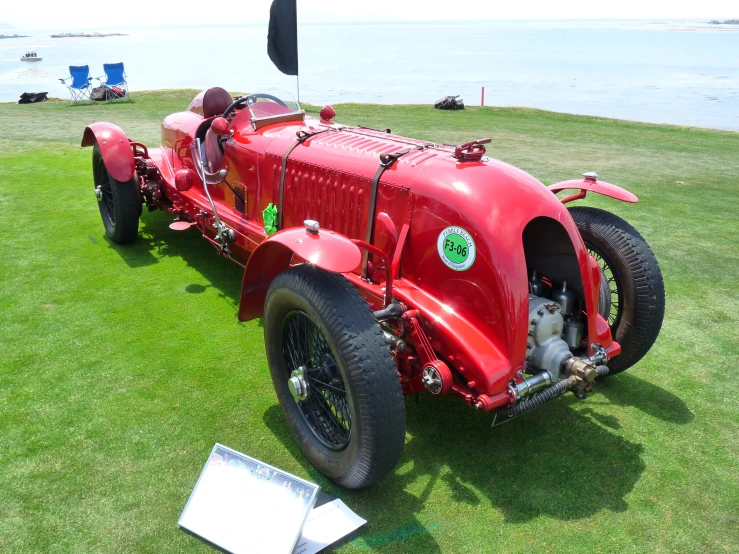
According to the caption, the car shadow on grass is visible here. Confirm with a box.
[103,232,161,269]
[263,404,444,553]
[597,373,694,424]
[399,395,645,524]
[263,384,662,547]
[105,210,244,304]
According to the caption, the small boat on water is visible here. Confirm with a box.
[21,52,42,62]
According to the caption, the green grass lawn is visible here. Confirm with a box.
[1,91,737,553]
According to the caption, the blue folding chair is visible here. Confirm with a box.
[98,62,130,102]
[59,65,93,105]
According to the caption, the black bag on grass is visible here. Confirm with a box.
[18,92,48,104]
[90,87,106,101]
[434,95,464,110]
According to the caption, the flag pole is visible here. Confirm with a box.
[295,0,300,104]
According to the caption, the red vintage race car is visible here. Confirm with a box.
[82,87,665,489]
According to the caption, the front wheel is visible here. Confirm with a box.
[92,142,140,244]
[264,265,406,489]
[569,207,665,374]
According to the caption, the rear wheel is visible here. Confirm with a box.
[92,142,140,244]
[569,207,665,374]
[264,265,406,489]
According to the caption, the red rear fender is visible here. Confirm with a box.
[237,227,362,321]
[549,177,638,204]
[81,122,135,183]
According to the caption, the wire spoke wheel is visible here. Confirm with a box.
[264,265,406,488]
[587,244,621,328]
[98,165,116,226]
[282,311,351,450]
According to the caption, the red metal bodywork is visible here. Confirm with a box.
[549,177,639,204]
[82,123,135,182]
[83,93,630,411]
[237,227,362,321]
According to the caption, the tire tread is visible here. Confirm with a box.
[569,207,665,374]
[92,143,139,244]
[266,266,406,488]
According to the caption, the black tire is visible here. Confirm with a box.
[92,142,140,244]
[264,265,406,489]
[569,207,665,374]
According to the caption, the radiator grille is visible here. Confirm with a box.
[281,160,370,239]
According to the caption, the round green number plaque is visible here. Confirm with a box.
[437,226,476,271]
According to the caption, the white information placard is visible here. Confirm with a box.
[296,499,367,554]
[179,444,319,554]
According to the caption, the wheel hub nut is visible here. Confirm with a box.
[288,366,309,401]
[95,186,103,201]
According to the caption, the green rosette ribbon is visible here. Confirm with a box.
[262,203,278,236]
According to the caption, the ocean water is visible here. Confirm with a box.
[1,20,738,131]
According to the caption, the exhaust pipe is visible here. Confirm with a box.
[495,356,610,421]
[509,370,552,402]
[496,378,571,419]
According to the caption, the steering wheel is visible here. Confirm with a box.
[222,93,289,119]
[246,93,289,107]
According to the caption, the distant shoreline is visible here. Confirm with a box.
[707,19,739,25]
[1,20,736,132]
[50,32,127,38]
[0,34,30,39]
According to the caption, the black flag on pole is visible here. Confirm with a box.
[267,0,298,76]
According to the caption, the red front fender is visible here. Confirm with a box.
[81,122,135,183]
[549,176,638,204]
[237,227,362,321]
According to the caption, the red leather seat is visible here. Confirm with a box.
[204,127,224,174]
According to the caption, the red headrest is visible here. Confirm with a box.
[202,87,233,118]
